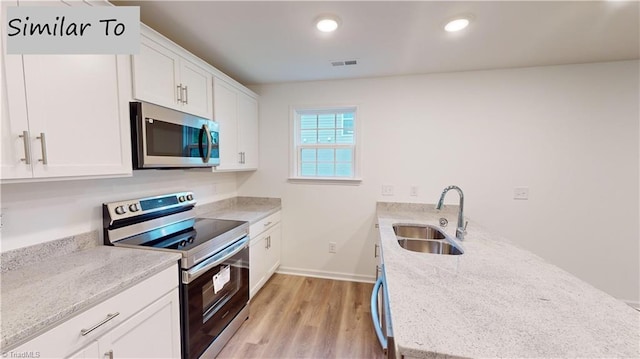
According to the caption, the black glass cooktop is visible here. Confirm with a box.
[142,218,245,251]
[118,217,247,253]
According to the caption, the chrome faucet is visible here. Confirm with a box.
[435,185,467,240]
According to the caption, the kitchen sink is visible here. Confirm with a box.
[392,224,446,240]
[393,223,463,255]
[397,238,463,255]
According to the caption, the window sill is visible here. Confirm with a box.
[288,177,363,185]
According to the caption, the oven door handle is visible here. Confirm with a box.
[182,235,249,284]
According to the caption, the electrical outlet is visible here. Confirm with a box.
[381,185,394,196]
[410,186,418,197]
[514,187,529,200]
[329,242,337,253]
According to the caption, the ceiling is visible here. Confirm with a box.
[113,1,640,86]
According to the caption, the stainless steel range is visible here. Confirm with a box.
[103,192,250,359]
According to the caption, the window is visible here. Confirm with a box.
[291,107,360,182]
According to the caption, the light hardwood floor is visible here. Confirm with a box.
[217,274,385,359]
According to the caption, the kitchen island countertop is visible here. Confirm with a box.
[377,202,639,359]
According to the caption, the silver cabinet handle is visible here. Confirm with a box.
[36,132,48,165]
[238,152,243,164]
[264,221,272,227]
[104,350,114,359]
[265,236,269,249]
[374,243,380,258]
[81,312,120,336]
[176,85,183,103]
[19,131,31,164]
[183,86,188,104]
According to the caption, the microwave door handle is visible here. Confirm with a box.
[202,124,212,163]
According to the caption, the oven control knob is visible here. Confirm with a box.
[186,194,194,201]
[128,203,140,212]
[180,240,187,247]
[114,206,127,215]
[178,196,186,202]
[187,237,194,244]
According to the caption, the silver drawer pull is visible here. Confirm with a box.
[104,350,114,359]
[264,221,272,227]
[81,312,120,336]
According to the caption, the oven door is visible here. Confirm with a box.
[182,236,249,359]
[132,101,220,168]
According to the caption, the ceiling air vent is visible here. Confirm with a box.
[331,60,358,67]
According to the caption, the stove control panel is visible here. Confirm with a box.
[104,191,196,222]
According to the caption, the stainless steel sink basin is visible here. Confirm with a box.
[397,238,463,255]
[392,224,446,240]
[393,223,463,255]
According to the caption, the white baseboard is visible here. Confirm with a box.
[276,266,376,284]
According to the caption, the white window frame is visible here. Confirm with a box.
[289,105,362,184]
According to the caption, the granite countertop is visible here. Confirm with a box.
[377,202,640,358]
[197,196,281,224]
[1,235,181,352]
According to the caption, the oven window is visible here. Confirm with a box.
[201,264,241,323]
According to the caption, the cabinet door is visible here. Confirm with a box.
[132,38,181,110]
[249,231,268,299]
[237,93,259,170]
[67,341,99,359]
[1,0,32,179]
[213,77,241,170]
[101,289,181,359]
[265,223,281,278]
[22,54,131,178]
[180,60,212,119]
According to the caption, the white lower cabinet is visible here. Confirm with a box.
[249,212,282,299]
[13,264,181,359]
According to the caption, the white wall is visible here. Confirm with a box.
[238,60,640,303]
[0,170,237,251]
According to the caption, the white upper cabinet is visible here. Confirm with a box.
[132,28,212,119]
[0,0,132,181]
[237,94,259,169]
[213,76,259,171]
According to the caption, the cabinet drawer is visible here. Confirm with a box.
[249,211,281,237]
[12,264,178,358]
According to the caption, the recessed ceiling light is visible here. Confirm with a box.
[316,15,340,33]
[444,18,470,32]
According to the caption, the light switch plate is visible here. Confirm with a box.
[514,187,529,200]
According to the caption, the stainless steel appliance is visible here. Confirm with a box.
[372,264,395,359]
[130,101,220,169]
[103,192,249,358]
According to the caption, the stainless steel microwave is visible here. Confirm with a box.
[130,101,220,169]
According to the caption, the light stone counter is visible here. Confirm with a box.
[0,232,181,352]
[377,202,640,359]
[197,196,281,224]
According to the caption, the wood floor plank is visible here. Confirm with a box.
[217,274,385,359]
